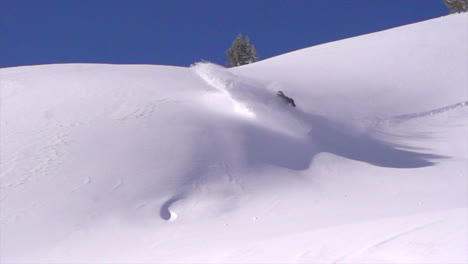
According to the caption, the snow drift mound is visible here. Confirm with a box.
[1,14,467,263]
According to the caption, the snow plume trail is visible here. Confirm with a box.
[191,62,271,119]
[191,62,313,136]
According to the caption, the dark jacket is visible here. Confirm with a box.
[277,91,296,107]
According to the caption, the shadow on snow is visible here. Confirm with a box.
[243,111,445,170]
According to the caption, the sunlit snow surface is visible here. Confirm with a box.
[1,14,467,263]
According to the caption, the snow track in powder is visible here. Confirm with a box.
[392,100,468,122]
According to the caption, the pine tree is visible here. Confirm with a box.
[226,34,258,67]
[443,0,468,13]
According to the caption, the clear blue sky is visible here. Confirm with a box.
[1,1,449,68]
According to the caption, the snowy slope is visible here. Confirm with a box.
[1,14,467,263]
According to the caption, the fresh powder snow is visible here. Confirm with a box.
[1,14,467,263]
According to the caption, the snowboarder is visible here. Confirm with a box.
[277,91,296,107]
